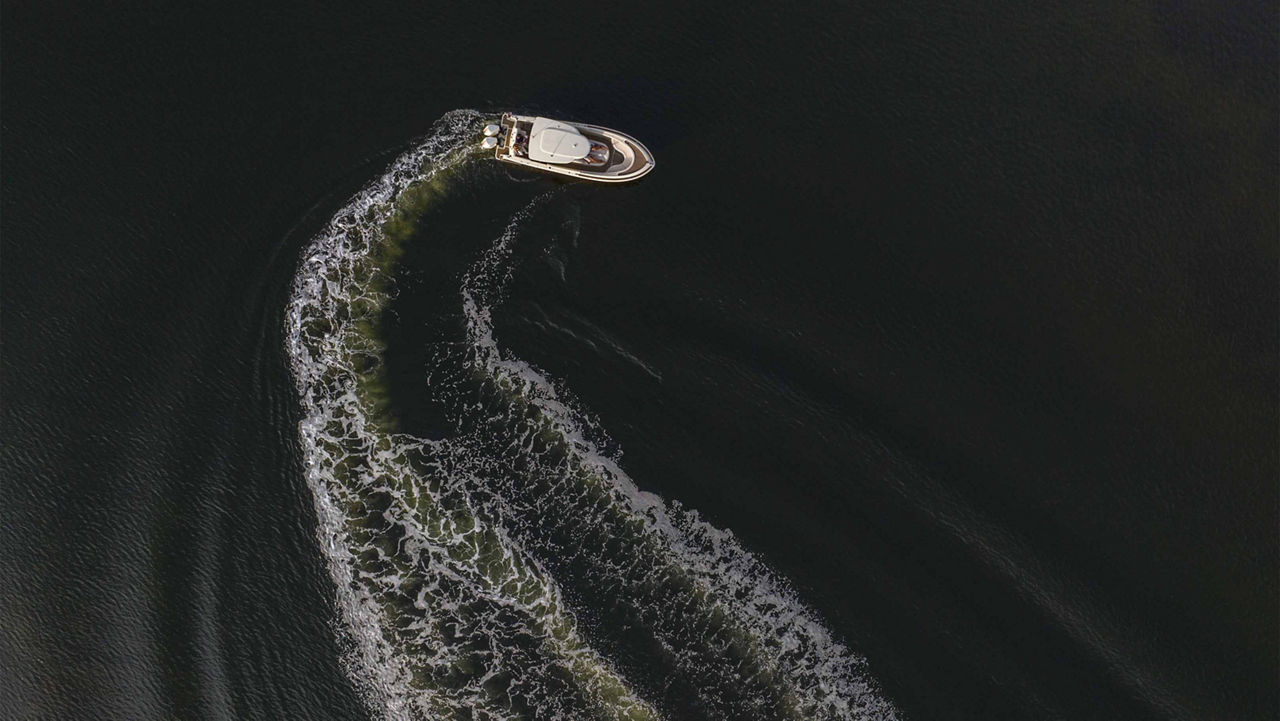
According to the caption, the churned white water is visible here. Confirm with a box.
[285,110,898,720]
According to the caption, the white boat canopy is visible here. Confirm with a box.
[527,117,591,164]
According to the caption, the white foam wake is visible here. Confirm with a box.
[284,109,899,720]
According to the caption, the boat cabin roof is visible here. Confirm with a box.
[528,117,591,164]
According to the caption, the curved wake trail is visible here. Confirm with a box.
[285,110,899,720]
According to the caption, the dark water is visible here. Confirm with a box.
[2,2,1276,720]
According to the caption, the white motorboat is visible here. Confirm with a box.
[481,113,655,183]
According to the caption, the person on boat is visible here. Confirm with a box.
[582,141,609,165]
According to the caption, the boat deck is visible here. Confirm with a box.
[496,114,654,182]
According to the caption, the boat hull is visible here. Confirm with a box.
[493,114,655,183]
